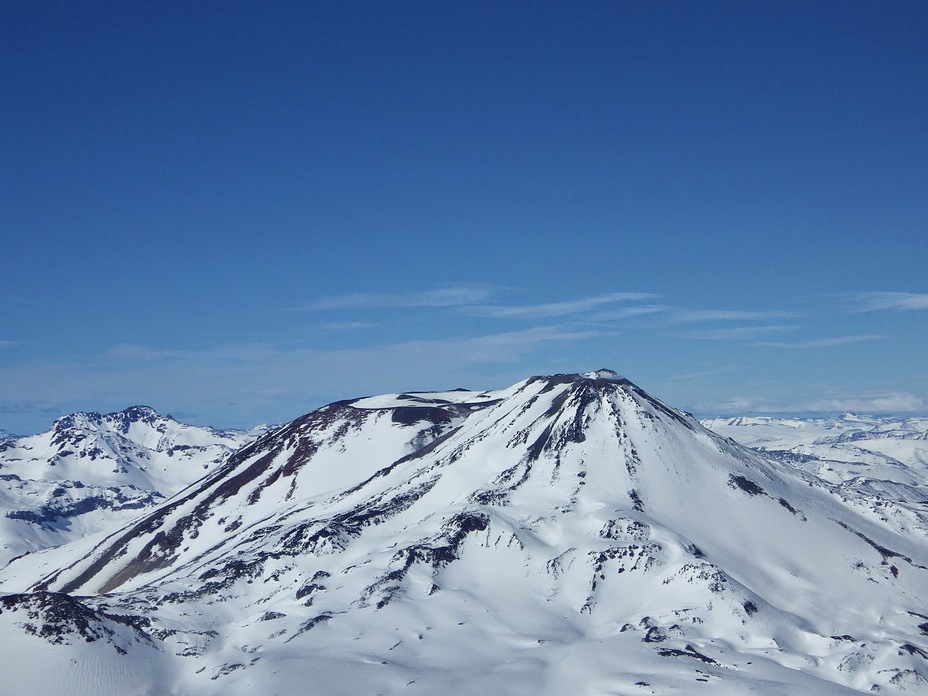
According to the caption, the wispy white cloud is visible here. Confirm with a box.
[752,335,883,349]
[669,366,744,381]
[292,287,663,324]
[382,326,601,364]
[316,322,377,331]
[293,285,496,311]
[676,325,797,341]
[104,342,285,365]
[801,392,927,413]
[0,326,601,429]
[465,292,659,319]
[669,309,798,324]
[591,305,668,321]
[715,396,764,413]
[0,401,61,416]
[719,391,927,414]
[851,292,928,312]
[105,344,189,361]
[0,341,20,349]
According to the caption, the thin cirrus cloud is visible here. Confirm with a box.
[669,366,744,381]
[802,391,927,412]
[0,401,61,415]
[464,293,660,319]
[676,325,798,341]
[316,322,378,331]
[100,327,599,373]
[850,292,928,312]
[46,326,599,403]
[723,391,927,414]
[2,325,601,430]
[292,286,496,311]
[589,305,668,321]
[668,309,798,324]
[293,288,662,322]
[752,335,883,349]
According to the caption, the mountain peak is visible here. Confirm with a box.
[530,368,627,385]
[582,368,623,381]
[104,405,169,434]
[118,405,164,422]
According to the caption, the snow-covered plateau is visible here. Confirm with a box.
[2,373,928,695]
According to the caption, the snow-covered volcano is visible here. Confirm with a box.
[2,372,928,695]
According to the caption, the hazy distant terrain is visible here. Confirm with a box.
[704,414,928,506]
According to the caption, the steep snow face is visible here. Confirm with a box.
[3,375,928,695]
[0,406,264,565]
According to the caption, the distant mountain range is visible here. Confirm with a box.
[703,414,928,505]
[1,373,927,695]
[0,406,265,566]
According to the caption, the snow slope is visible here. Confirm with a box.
[2,374,928,695]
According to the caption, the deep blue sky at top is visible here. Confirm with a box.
[2,1,927,433]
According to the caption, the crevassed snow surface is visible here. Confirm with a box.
[2,375,928,695]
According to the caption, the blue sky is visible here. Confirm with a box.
[2,1,927,434]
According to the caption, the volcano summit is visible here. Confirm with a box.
[2,372,927,695]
